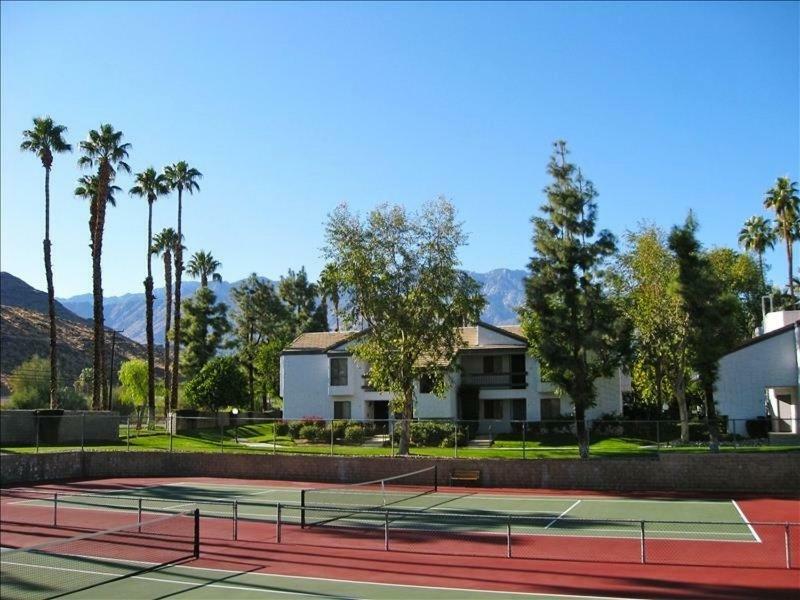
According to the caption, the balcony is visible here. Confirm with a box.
[461,372,527,389]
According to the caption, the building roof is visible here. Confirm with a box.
[283,321,528,355]
[722,319,799,356]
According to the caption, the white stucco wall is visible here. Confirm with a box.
[281,353,332,419]
[715,325,798,423]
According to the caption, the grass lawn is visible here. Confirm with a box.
[2,421,797,457]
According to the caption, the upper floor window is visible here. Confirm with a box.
[419,374,434,394]
[330,357,348,386]
[483,356,498,374]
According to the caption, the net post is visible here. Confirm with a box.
[506,515,512,558]
[194,508,201,559]
[233,499,238,541]
[276,502,282,543]
[384,510,389,551]
[300,490,306,529]
[640,520,646,564]
[785,522,791,570]
[53,492,58,527]
[138,497,143,532]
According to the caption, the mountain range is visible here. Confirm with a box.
[57,269,527,344]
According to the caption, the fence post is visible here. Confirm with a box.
[384,510,389,551]
[330,420,334,456]
[272,421,276,456]
[522,421,527,460]
[138,498,143,532]
[506,516,512,558]
[35,412,40,454]
[390,420,394,457]
[169,419,174,453]
[126,415,130,451]
[656,420,660,451]
[786,523,791,570]
[220,422,224,453]
[640,520,646,564]
[233,499,238,541]
[53,492,58,527]
[277,502,282,543]
[81,412,85,452]
[453,419,458,459]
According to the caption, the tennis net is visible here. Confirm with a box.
[0,507,200,600]
[300,465,437,528]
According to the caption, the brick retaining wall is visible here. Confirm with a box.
[2,452,798,494]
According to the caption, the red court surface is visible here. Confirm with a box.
[2,476,799,600]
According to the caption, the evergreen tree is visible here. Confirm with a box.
[278,267,328,333]
[521,141,629,459]
[180,287,229,380]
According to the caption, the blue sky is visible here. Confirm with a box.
[2,1,798,297]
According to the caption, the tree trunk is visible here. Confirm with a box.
[396,387,414,456]
[787,238,795,300]
[163,251,173,414]
[704,381,720,453]
[758,252,765,291]
[91,164,110,410]
[171,189,183,409]
[43,167,59,409]
[145,201,156,426]
[574,402,590,459]
[675,378,689,443]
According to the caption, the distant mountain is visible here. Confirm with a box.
[59,269,526,344]
[0,273,156,395]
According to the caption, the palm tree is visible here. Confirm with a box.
[78,125,131,409]
[163,161,202,406]
[152,228,181,414]
[130,168,170,422]
[738,216,776,289]
[318,263,341,331]
[764,177,800,300]
[187,250,222,288]
[20,117,72,409]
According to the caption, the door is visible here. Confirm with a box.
[510,355,526,388]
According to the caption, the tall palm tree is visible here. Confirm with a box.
[187,250,222,288]
[20,117,72,409]
[764,177,800,300]
[78,124,131,409]
[152,228,181,414]
[738,215,776,289]
[163,161,202,406]
[318,263,341,331]
[130,168,170,422]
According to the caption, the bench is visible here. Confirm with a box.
[450,469,480,486]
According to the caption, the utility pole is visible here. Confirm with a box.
[107,328,125,410]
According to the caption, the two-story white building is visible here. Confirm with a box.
[280,322,627,432]
[716,310,800,437]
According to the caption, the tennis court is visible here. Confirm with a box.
[2,471,798,600]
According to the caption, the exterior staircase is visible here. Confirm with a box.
[467,434,493,448]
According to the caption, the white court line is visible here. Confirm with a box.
[0,559,653,600]
[731,500,762,543]
[544,500,581,529]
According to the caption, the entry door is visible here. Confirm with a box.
[510,355,526,387]
[775,394,793,432]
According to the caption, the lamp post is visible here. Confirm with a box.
[232,407,239,444]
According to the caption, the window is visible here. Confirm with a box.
[334,401,351,420]
[512,398,526,420]
[540,398,561,421]
[330,357,348,386]
[483,356,497,374]
[419,374,434,394]
[484,399,502,419]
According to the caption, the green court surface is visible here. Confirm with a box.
[6,481,758,542]
[0,554,638,600]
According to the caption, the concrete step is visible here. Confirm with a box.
[364,434,390,447]
[467,435,493,448]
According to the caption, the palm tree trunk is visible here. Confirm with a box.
[92,165,110,410]
[43,166,59,409]
[758,252,765,291]
[787,238,795,300]
[171,189,183,408]
[145,201,156,424]
[163,252,173,415]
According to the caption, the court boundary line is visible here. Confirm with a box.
[545,499,581,529]
[731,500,761,543]
[0,557,653,600]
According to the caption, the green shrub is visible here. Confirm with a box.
[275,421,290,436]
[287,421,304,439]
[298,423,326,443]
[392,421,463,447]
[344,424,365,444]
[184,357,248,411]
[745,418,770,439]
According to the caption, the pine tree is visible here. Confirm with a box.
[180,287,229,380]
[521,141,629,459]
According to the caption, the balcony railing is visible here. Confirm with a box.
[462,372,527,389]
